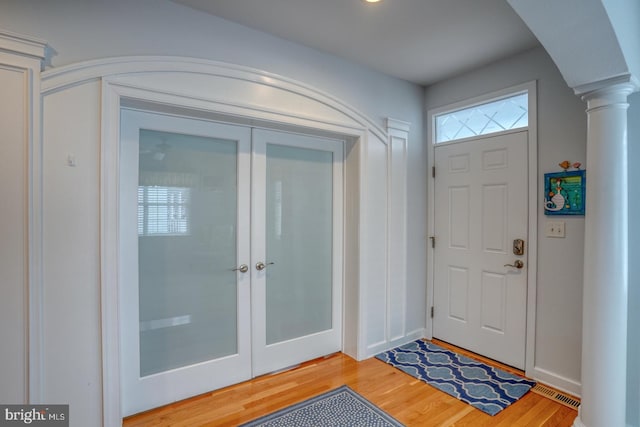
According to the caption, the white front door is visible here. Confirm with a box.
[433,130,528,369]
[119,110,342,416]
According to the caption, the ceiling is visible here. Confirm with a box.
[173,0,541,86]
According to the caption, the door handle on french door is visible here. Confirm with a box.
[255,261,275,271]
[504,260,524,269]
[232,264,249,273]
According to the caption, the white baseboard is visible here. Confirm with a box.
[364,329,426,359]
[531,366,581,397]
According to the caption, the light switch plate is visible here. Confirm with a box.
[545,221,565,238]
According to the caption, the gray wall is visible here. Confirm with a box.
[0,1,427,425]
[628,91,639,427]
[0,1,427,299]
[7,0,637,419]
[425,47,587,391]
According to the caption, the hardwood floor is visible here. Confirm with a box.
[124,340,578,426]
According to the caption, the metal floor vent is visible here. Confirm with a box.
[531,383,581,409]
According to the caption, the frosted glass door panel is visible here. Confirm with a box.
[251,129,343,377]
[265,144,333,345]
[120,109,251,416]
[137,129,238,375]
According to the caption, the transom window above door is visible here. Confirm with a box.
[434,92,528,143]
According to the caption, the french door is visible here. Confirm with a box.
[119,110,343,416]
[251,129,343,376]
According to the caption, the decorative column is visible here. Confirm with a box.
[574,80,637,427]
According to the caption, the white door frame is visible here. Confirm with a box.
[426,81,538,376]
[100,80,363,425]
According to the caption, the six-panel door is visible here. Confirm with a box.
[433,131,528,369]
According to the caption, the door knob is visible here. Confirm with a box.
[255,261,275,271]
[504,260,524,269]
[232,264,249,273]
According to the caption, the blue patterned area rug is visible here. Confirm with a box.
[376,340,536,416]
[239,385,404,427]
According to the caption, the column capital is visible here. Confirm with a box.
[574,74,639,109]
[0,30,47,60]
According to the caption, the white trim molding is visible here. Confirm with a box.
[41,56,388,143]
[0,30,47,60]
[532,366,582,397]
[385,118,409,344]
[100,82,123,427]
[385,118,411,133]
[573,73,640,97]
[0,29,47,404]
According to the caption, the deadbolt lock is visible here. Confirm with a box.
[513,239,525,256]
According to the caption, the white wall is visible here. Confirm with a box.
[0,1,426,425]
[425,47,587,393]
[628,91,640,427]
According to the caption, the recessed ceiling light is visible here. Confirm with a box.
[362,0,382,3]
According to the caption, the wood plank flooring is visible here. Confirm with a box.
[124,340,578,426]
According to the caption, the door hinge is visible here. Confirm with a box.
[432,166,436,178]
[430,306,434,318]
[429,236,436,248]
